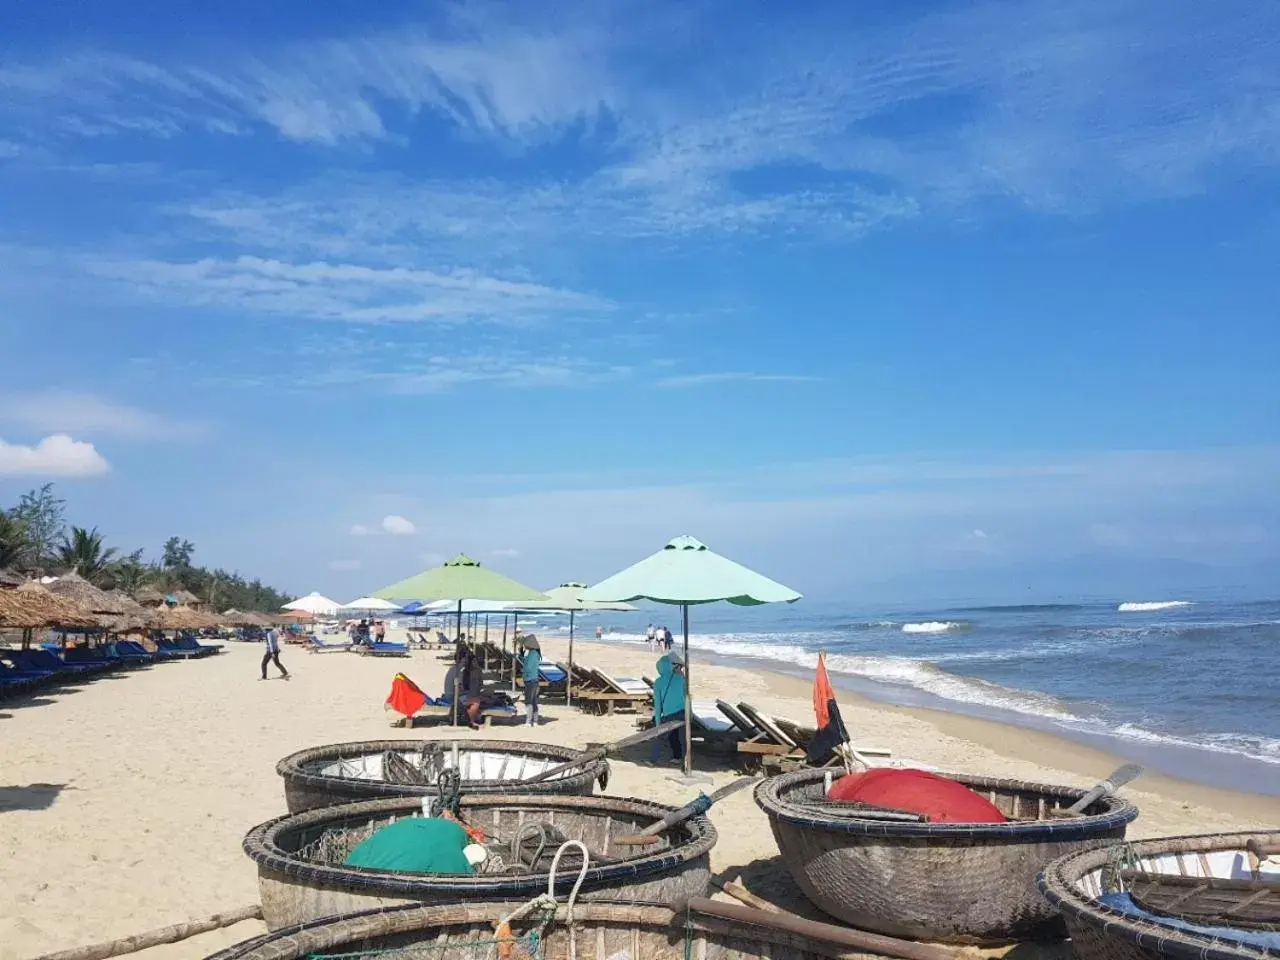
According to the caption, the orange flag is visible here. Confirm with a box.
[813,652,834,729]
[385,672,427,719]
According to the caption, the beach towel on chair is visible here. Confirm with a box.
[386,673,428,720]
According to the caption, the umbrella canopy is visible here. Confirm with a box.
[584,535,800,779]
[373,554,547,605]
[423,598,520,614]
[0,567,25,589]
[133,585,166,606]
[339,596,401,612]
[282,592,340,616]
[0,585,99,629]
[170,588,201,608]
[583,536,801,606]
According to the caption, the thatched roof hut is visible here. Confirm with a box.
[133,585,166,606]
[0,586,99,628]
[0,567,25,588]
[106,589,145,613]
[170,588,202,608]
[46,572,128,616]
[149,606,218,631]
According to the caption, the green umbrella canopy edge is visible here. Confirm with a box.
[373,553,548,604]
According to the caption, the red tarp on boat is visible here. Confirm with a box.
[385,672,427,719]
[828,768,1008,824]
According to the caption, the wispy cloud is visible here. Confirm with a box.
[87,255,609,325]
[0,391,202,441]
[0,434,110,477]
[381,515,417,536]
[658,372,819,388]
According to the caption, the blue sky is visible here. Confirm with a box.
[1,0,1278,602]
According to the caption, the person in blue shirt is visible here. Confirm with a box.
[651,648,687,763]
[521,635,543,726]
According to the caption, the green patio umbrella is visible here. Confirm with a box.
[517,583,637,705]
[374,554,548,724]
[583,535,801,778]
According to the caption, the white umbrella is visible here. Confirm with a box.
[282,592,340,616]
[339,596,401,613]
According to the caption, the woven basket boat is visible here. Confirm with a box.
[204,900,867,960]
[244,793,716,930]
[755,767,1138,944]
[278,739,609,813]
[1038,831,1280,960]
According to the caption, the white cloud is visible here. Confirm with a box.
[0,434,110,477]
[381,514,417,536]
[971,529,988,539]
[0,391,199,440]
[349,524,369,536]
[491,547,520,558]
[328,559,362,571]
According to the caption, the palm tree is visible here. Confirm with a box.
[109,548,149,594]
[56,526,118,585]
[0,510,28,569]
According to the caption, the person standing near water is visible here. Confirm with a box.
[651,648,687,764]
[646,623,656,650]
[521,635,542,726]
[260,625,290,681]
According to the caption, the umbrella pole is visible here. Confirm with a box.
[567,610,575,707]
[682,603,693,777]
[453,601,462,727]
[511,614,519,691]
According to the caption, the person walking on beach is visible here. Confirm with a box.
[651,649,687,764]
[646,623,656,650]
[662,625,674,652]
[260,625,290,681]
[521,635,542,726]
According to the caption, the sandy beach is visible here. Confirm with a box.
[1,630,1274,960]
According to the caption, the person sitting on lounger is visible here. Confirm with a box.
[442,651,489,729]
[651,648,687,764]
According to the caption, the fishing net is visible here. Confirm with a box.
[306,915,553,960]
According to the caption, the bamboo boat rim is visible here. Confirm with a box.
[203,899,848,960]
[243,793,717,896]
[756,767,1138,839]
[1038,830,1280,960]
[277,739,609,796]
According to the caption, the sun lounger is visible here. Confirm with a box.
[362,641,410,657]
[155,638,203,660]
[576,667,651,715]
[8,648,106,678]
[308,636,354,653]
[0,661,48,695]
[174,635,222,655]
[690,700,737,735]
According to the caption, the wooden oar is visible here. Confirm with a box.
[685,896,961,960]
[613,776,757,846]
[1063,763,1143,816]
[29,905,262,960]
[518,720,683,785]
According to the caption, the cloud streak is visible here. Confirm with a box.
[0,391,201,441]
[0,434,110,477]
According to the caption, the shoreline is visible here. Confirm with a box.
[545,629,1280,799]
[557,635,1280,820]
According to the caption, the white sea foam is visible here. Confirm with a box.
[901,621,964,634]
[1118,601,1192,612]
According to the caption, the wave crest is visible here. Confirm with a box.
[902,621,965,634]
[1118,601,1192,612]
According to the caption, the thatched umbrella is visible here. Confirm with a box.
[133,585,166,607]
[2,583,100,649]
[107,589,146,613]
[148,606,214,631]
[171,588,202,608]
[47,572,128,618]
[0,567,25,588]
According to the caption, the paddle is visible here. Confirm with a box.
[1063,763,1144,816]
[613,776,757,846]
[517,720,685,785]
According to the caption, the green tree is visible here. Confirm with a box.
[109,548,149,594]
[162,536,195,570]
[57,526,119,584]
[0,509,28,569]
[12,483,66,571]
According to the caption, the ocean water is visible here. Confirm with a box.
[531,598,1280,795]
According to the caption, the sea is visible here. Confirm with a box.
[528,597,1280,797]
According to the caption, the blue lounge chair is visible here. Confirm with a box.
[106,641,154,665]
[154,638,202,660]
[63,645,124,671]
[0,652,60,685]
[174,634,222,655]
[8,648,103,678]
[364,641,410,657]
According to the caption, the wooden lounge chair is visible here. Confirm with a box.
[576,668,651,715]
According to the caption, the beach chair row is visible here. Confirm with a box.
[470,641,654,715]
[0,636,223,699]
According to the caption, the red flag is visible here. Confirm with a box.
[813,652,833,729]
[385,672,427,719]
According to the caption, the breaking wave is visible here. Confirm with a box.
[1118,601,1193,612]
[901,621,966,634]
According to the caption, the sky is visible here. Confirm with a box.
[0,0,1278,604]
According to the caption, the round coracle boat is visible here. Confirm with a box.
[1038,830,1280,960]
[278,739,609,813]
[205,899,865,960]
[244,793,716,930]
[755,767,1138,944]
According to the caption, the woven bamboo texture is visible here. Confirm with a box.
[203,900,876,960]
[278,740,608,813]
[244,793,716,930]
[755,767,1138,944]
[1038,830,1280,960]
